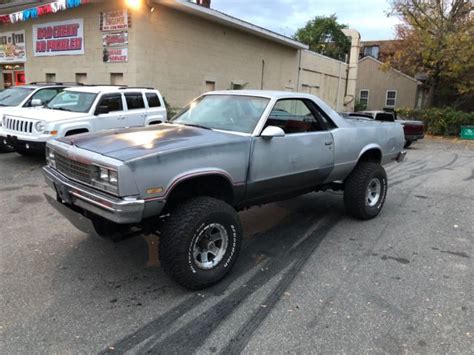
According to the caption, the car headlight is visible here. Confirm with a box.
[96,166,118,186]
[46,148,56,168]
[35,121,46,133]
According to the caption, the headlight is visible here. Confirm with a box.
[46,148,56,168]
[95,166,118,186]
[35,121,46,132]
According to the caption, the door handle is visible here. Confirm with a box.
[325,141,333,146]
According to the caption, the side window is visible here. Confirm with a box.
[125,93,145,110]
[265,99,325,134]
[28,88,62,106]
[98,94,123,113]
[146,93,161,108]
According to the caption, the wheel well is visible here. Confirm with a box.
[65,128,89,136]
[165,175,234,208]
[358,148,382,164]
[148,121,162,125]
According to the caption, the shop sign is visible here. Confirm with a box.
[100,10,129,31]
[33,18,84,56]
[103,47,128,63]
[102,32,128,47]
[0,30,26,63]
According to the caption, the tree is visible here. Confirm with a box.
[386,0,474,108]
[294,15,351,61]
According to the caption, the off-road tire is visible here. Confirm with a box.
[344,162,387,220]
[159,196,242,290]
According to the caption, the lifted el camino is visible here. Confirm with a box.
[43,91,406,289]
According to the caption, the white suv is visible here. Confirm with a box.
[0,86,166,155]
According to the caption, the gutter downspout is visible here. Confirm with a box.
[296,49,302,92]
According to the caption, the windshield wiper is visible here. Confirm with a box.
[178,123,212,130]
[53,107,72,112]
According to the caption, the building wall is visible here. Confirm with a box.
[356,57,419,110]
[0,2,137,87]
[0,2,357,111]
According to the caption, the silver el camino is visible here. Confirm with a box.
[43,90,405,289]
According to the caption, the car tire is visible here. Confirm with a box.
[159,196,242,290]
[404,140,412,148]
[344,162,387,220]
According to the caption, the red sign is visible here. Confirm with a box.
[33,19,84,56]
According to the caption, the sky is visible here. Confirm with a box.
[211,0,402,41]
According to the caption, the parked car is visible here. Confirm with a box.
[43,90,405,289]
[0,82,71,152]
[347,110,424,148]
[0,86,166,155]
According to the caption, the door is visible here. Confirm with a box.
[93,93,126,130]
[246,98,335,201]
[14,71,25,86]
[144,92,166,124]
[123,92,147,127]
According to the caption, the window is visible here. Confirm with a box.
[47,91,97,113]
[125,93,145,110]
[205,81,216,92]
[385,90,397,107]
[359,90,369,107]
[146,93,161,108]
[45,73,56,83]
[0,87,34,106]
[75,73,87,84]
[28,88,62,106]
[110,73,124,86]
[265,99,325,134]
[98,94,123,112]
[231,82,243,90]
[364,45,380,59]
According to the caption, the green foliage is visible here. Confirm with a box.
[354,100,367,112]
[294,15,350,61]
[397,107,474,136]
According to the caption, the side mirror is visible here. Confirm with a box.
[95,105,110,115]
[261,125,285,139]
[31,99,42,107]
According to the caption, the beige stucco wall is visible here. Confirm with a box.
[0,1,356,111]
[356,57,419,110]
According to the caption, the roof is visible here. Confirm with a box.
[157,0,309,50]
[358,56,421,84]
[205,90,318,99]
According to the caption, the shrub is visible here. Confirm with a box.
[397,107,474,136]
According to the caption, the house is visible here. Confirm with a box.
[0,0,360,110]
[356,55,428,110]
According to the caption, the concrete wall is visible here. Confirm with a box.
[356,57,419,110]
[0,1,357,111]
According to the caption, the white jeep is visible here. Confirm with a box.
[0,86,166,155]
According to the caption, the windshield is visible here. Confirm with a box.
[171,95,270,134]
[46,91,97,113]
[0,87,34,107]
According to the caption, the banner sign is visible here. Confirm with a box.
[0,30,26,62]
[103,47,128,63]
[102,32,128,47]
[100,10,129,31]
[33,18,84,56]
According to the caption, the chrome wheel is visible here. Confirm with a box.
[193,223,229,270]
[366,178,382,207]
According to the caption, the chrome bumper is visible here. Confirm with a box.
[43,166,148,224]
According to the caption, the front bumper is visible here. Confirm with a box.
[43,166,156,224]
[3,134,46,152]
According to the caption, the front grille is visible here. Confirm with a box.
[5,117,33,134]
[55,151,93,185]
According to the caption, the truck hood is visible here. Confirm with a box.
[59,123,250,161]
[3,107,87,122]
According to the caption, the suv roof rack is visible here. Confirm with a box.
[118,86,155,90]
[28,82,85,86]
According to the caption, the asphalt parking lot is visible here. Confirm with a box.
[1,138,473,354]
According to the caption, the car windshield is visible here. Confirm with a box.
[46,91,97,113]
[171,95,270,134]
[0,87,34,106]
